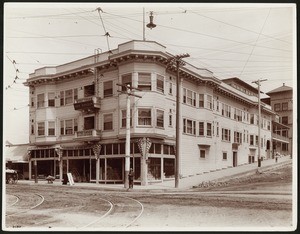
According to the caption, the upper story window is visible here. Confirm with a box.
[222,128,231,142]
[199,94,204,108]
[60,91,64,106]
[74,88,78,102]
[156,109,164,128]
[207,123,212,136]
[281,116,288,125]
[234,131,242,144]
[84,84,95,97]
[121,109,132,128]
[199,122,204,136]
[121,73,132,91]
[183,88,196,106]
[138,73,151,91]
[250,114,255,124]
[169,109,173,127]
[206,95,213,110]
[156,74,164,93]
[274,103,281,112]
[37,122,45,136]
[103,113,113,130]
[31,97,35,108]
[65,89,73,105]
[37,93,44,108]
[48,92,55,107]
[282,102,288,111]
[103,81,113,98]
[48,121,55,136]
[60,119,77,135]
[183,118,196,135]
[222,103,231,118]
[138,108,151,126]
[169,82,173,95]
[234,108,242,122]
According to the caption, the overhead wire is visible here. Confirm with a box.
[239,8,271,77]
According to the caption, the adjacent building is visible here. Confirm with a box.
[262,83,293,157]
[24,40,275,185]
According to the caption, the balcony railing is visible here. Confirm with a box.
[272,133,289,143]
[75,129,101,139]
[74,96,101,111]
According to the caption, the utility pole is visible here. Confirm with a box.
[117,83,142,188]
[168,53,190,188]
[252,78,267,168]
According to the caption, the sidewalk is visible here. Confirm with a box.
[17,156,292,192]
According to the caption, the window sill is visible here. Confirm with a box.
[183,133,196,137]
[102,129,114,132]
[136,125,153,128]
[155,126,165,130]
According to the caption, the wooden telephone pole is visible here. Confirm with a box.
[117,83,142,188]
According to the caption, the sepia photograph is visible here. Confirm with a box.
[2,2,296,231]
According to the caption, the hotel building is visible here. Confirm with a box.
[24,40,275,185]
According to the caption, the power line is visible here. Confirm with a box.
[240,8,272,77]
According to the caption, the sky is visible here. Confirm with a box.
[3,3,296,144]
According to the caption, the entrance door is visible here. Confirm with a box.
[233,152,237,167]
[84,116,95,130]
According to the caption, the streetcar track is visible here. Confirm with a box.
[7,194,20,207]
[6,193,45,217]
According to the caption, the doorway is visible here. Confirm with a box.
[233,151,237,167]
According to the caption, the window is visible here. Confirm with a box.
[234,131,242,144]
[138,73,151,90]
[48,92,55,107]
[169,109,173,127]
[234,108,242,122]
[222,128,231,142]
[60,91,64,106]
[156,110,164,128]
[65,119,73,135]
[200,149,206,158]
[282,102,288,111]
[281,116,288,125]
[216,122,219,136]
[250,135,254,145]
[183,88,196,106]
[282,130,288,137]
[74,119,78,132]
[48,121,55,136]
[156,74,164,93]
[183,118,196,135]
[250,114,254,124]
[121,73,132,91]
[74,88,78,101]
[103,81,113,97]
[65,89,73,104]
[31,97,35,107]
[169,82,173,95]
[199,94,204,108]
[274,103,281,111]
[207,95,213,110]
[84,84,95,97]
[223,152,227,160]
[199,122,204,136]
[282,143,288,151]
[60,120,64,135]
[138,108,151,126]
[31,123,34,135]
[255,136,258,146]
[207,123,212,136]
[104,113,113,130]
[37,94,44,108]
[121,109,132,127]
[222,103,231,118]
[37,122,45,136]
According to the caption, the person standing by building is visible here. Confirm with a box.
[128,168,134,189]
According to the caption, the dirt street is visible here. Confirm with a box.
[4,163,293,231]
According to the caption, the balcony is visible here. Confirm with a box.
[74,129,102,141]
[272,133,289,143]
[74,96,101,112]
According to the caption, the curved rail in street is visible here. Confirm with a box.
[7,194,20,207]
[120,195,144,228]
[80,197,114,229]
[6,193,45,217]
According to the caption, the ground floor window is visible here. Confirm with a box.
[163,158,174,178]
[148,158,161,180]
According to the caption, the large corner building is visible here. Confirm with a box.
[24,40,276,185]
